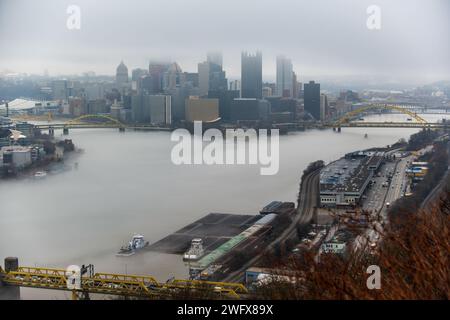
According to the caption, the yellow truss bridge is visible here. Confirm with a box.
[64,114,126,128]
[0,265,247,300]
[334,103,428,127]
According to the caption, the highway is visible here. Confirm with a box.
[222,170,319,283]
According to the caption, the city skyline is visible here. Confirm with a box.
[0,0,449,84]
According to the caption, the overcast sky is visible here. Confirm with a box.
[0,0,449,84]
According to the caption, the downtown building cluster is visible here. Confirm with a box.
[2,52,360,126]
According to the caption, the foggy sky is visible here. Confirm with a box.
[0,0,449,84]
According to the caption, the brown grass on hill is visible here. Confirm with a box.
[254,191,450,300]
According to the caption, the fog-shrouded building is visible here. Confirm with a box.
[52,80,68,100]
[148,62,169,93]
[207,52,223,67]
[241,52,262,99]
[87,99,108,114]
[131,68,148,82]
[276,55,293,97]
[185,97,219,122]
[198,61,227,96]
[304,81,320,120]
[164,62,185,90]
[149,95,172,125]
[68,97,87,117]
[116,61,129,87]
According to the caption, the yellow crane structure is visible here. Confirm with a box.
[0,264,248,300]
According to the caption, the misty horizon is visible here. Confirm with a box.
[0,0,449,85]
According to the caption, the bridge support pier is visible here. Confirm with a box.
[49,127,54,136]
[0,257,20,300]
[119,127,125,133]
[63,127,69,135]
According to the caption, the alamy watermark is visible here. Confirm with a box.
[366,5,381,30]
[366,265,381,290]
[66,5,81,30]
[170,121,280,176]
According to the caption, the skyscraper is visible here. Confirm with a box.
[241,51,262,99]
[163,63,185,90]
[320,93,329,121]
[198,60,227,96]
[276,55,293,97]
[304,81,321,120]
[198,61,210,96]
[207,52,223,67]
[116,61,129,86]
[149,62,169,93]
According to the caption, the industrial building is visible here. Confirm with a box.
[319,152,383,207]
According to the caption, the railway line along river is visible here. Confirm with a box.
[0,113,448,299]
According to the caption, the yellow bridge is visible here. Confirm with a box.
[334,103,428,127]
[0,264,247,300]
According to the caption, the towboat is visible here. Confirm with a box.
[183,238,205,261]
[116,234,149,257]
[33,171,47,179]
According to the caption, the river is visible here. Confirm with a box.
[0,113,448,299]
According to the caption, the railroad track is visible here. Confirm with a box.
[222,170,320,283]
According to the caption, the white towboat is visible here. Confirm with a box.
[183,238,205,261]
[116,234,149,257]
[33,171,47,179]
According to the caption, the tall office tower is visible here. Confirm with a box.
[241,51,262,99]
[207,52,223,67]
[163,62,185,90]
[320,93,329,121]
[198,60,228,96]
[131,93,152,123]
[149,95,172,125]
[304,81,321,120]
[116,61,129,86]
[209,63,227,92]
[292,71,299,98]
[149,62,169,93]
[198,61,210,96]
[276,55,293,97]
